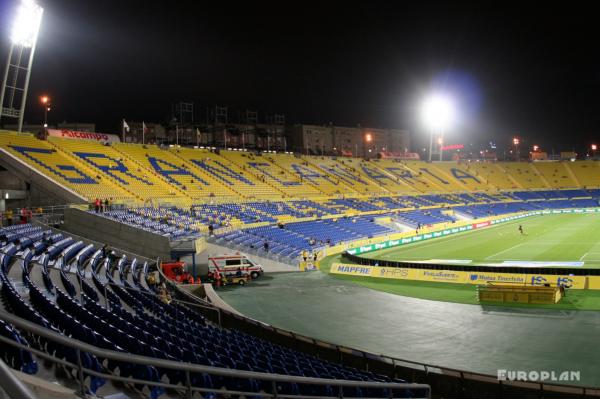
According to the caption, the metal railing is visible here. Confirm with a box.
[0,358,37,399]
[0,311,430,399]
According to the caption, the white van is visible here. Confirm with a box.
[208,254,264,279]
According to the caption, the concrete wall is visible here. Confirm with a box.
[189,241,299,275]
[62,207,171,260]
[32,218,155,265]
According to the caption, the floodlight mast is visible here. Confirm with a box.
[421,94,454,162]
[0,0,44,132]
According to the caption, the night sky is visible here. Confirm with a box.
[0,0,598,153]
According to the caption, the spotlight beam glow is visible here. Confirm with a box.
[10,0,44,48]
[421,94,455,132]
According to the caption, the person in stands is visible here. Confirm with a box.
[5,209,13,226]
[20,208,27,224]
[94,198,101,213]
[158,284,172,304]
[146,272,157,291]
[263,240,269,252]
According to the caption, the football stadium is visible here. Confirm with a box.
[1,1,600,399]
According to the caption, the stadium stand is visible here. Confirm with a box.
[0,132,132,201]
[267,152,346,195]
[48,137,187,205]
[369,159,442,192]
[531,161,578,189]
[567,160,600,188]
[497,162,547,189]
[219,150,322,197]
[113,143,232,201]
[174,147,282,199]
[0,224,425,398]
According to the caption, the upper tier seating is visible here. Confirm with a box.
[48,137,183,203]
[0,132,131,201]
[220,151,321,197]
[5,131,600,205]
[531,162,578,189]
[567,161,600,188]
[497,163,546,189]
[114,143,234,200]
[175,147,282,199]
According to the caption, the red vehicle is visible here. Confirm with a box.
[161,261,198,284]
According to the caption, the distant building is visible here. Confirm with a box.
[288,124,410,158]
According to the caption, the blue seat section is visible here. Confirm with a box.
[0,318,38,374]
[395,209,457,228]
[0,224,427,398]
[217,216,396,258]
[99,208,200,240]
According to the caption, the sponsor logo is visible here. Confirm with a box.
[336,265,371,275]
[498,370,580,382]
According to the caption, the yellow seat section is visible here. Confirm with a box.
[48,138,185,204]
[466,162,521,190]
[432,162,494,191]
[338,158,421,195]
[220,151,320,197]
[305,156,388,195]
[0,132,132,201]
[531,162,578,189]
[368,159,436,193]
[264,153,344,195]
[567,160,600,188]
[112,143,235,201]
[498,163,547,189]
[173,147,282,200]
[401,161,470,192]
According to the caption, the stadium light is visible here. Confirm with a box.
[421,93,455,162]
[592,144,597,151]
[513,137,520,160]
[533,145,539,152]
[365,133,373,142]
[10,0,43,48]
[40,95,50,136]
[0,0,44,132]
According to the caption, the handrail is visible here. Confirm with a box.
[0,358,37,399]
[0,310,430,393]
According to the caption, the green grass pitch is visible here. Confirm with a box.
[321,213,600,310]
[364,213,600,268]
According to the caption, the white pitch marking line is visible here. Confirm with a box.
[485,242,525,260]
[580,252,589,261]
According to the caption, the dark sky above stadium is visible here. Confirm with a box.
[0,1,598,152]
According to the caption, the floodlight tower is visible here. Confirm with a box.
[0,0,44,132]
[421,94,454,162]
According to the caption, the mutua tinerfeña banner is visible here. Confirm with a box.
[47,129,121,143]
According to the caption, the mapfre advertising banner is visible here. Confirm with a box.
[47,129,121,143]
